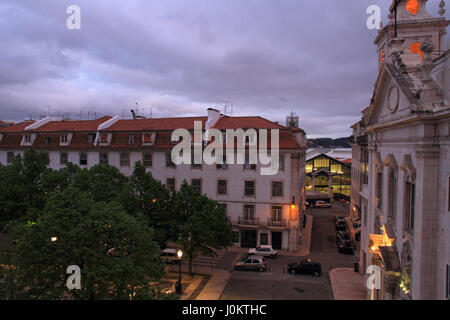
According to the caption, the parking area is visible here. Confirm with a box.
[220,201,357,300]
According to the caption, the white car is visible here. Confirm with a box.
[248,245,278,258]
[314,200,331,208]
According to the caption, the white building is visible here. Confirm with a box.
[0,108,307,252]
[352,0,450,300]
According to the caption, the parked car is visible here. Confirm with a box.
[334,215,345,223]
[314,200,331,208]
[336,230,350,244]
[338,240,354,255]
[248,245,278,258]
[287,259,321,276]
[234,256,267,272]
[335,220,347,231]
[160,248,179,264]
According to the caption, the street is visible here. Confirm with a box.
[220,202,356,300]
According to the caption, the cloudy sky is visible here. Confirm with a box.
[0,1,448,138]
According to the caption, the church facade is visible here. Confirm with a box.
[352,0,449,300]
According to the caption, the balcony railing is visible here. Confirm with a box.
[267,219,287,228]
[238,217,259,226]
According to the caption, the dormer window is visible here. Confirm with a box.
[143,133,152,144]
[88,134,95,143]
[128,135,135,145]
[24,134,31,143]
[60,134,68,144]
[45,137,51,145]
[100,134,108,144]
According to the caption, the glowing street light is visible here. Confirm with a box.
[51,237,58,242]
[175,249,183,294]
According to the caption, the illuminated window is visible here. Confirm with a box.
[331,164,342,173]
[381,51,385,62]
[410,42,424,61]
[306,163,313,173]
[314,157,329,170]
[143,134,152,144]
[405,0,419,15]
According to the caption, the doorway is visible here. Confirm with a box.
[241,230,257,248]
[271,232,282,250]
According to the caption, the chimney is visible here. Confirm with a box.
[131,109,136,119]
[205,108,221,130]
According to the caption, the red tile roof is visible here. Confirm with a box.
[0,115,305,151]
[212,116,285,130]
[102,117,208,132]
[29,116,112,132]
[0,121,35,133]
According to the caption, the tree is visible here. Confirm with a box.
[170,181,234,274]
[127,162,172,246]
[0,150,49,231]
[72,164,128,203]
[8,187,167,300]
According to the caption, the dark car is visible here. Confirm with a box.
[335,220,347,231]
[338,240,354,255]
[336,231,350,244]
[287,259,321,276]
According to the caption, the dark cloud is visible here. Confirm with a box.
[0,0,448,137]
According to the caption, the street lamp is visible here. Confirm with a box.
[175,249,183,294]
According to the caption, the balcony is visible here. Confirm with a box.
[238,217,259,226]
[267,219,287,228]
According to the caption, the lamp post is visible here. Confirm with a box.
[175,249,183,294]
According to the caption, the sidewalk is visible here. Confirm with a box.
[329,268,366,300]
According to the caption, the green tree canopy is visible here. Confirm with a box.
[127,162,172,245]
[170,181,233,274]
[0,150,49,231]
[8,187,166,300]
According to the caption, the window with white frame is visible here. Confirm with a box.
[79,153,87,166]
[24,134,31,143]
[128,135,135,145]
[244,205,255,220]
[217,180,227,195]
[143,153,152,167]
[60,153,68,165]
[389,169,397,218]
[271,206,282,222]
[272,181,283,197]
[60,134,68,144]
[405,181,415,232]
[192,179,201,193]
[120,152,130,167]
[99,153,108,165]
[244,180,255,196]
[7,152,14,164]
[166,178,176,192]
